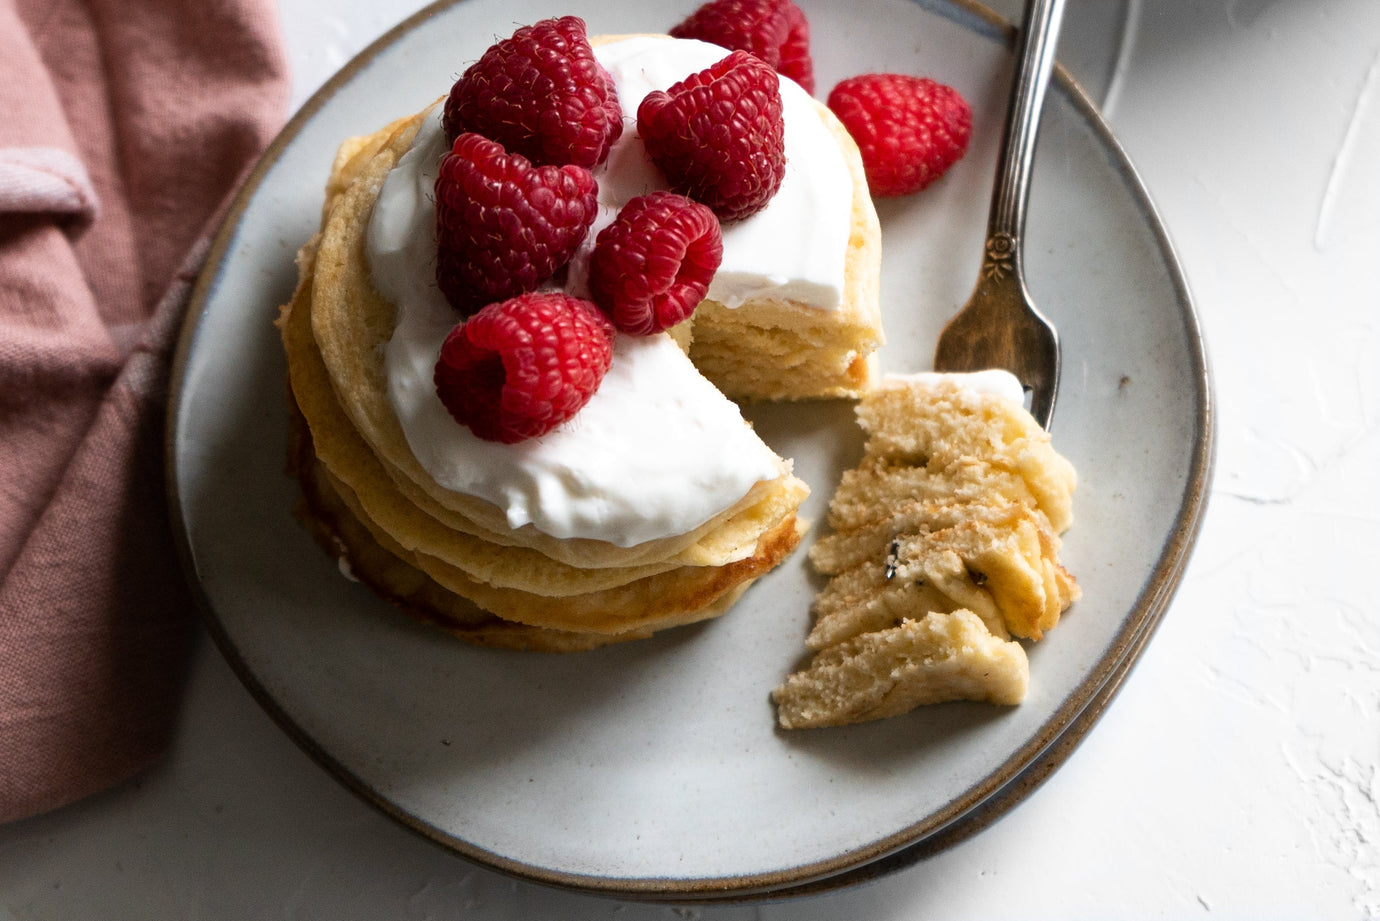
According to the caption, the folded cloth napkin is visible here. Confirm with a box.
[0,0,288,823]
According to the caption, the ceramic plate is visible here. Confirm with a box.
[167,0,1212,900]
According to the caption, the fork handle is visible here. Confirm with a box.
[985,0,1067,266]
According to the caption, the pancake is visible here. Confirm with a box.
[280,34,885,647]
[282,208,806,637]
[773,373,1079,726]
[773,610,1030,729]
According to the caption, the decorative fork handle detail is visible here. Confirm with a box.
[932,0,1066,430]
[981,231,1018,281]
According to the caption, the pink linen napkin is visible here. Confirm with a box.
[0,0,288,823]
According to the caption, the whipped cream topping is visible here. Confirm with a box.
[384,323,782,546]
[571,36,853,309]
[883,370,1028,407]
[366,35,856,546]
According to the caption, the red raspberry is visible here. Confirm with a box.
[776,2,814,96]
[433,293,615,444]
[442,16,622,169]
[637,51,786,222]
[588,192,723,335]
[670,0,815,95]
[827,73,972,197]
[434,132,597,317]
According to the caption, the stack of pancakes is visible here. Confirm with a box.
[773,375,1080,727]
[279,58,885,650]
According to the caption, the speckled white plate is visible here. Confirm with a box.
[167,0,1212,900]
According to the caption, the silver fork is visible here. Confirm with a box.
[932,0,1067,429]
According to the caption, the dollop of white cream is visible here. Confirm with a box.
[574,36,852,309]
[883,370,1029,407]
[390,329,781,545]
[366,35,855,546]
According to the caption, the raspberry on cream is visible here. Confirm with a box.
[441,15,622,170]
[434,132,598,316]
[433,293,616,444]
[638,49,787,222]
[670,0,815,94]
[587,191,723,335]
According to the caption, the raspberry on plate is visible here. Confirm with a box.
[827,73,972,198]
[442,16,622,169]
[433,293,615,444]
[435,132,598,317]
[637,50,787,223]
[588,192,723,336]
[670,0,815,95]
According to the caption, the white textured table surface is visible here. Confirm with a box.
[3,0,1378,917]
